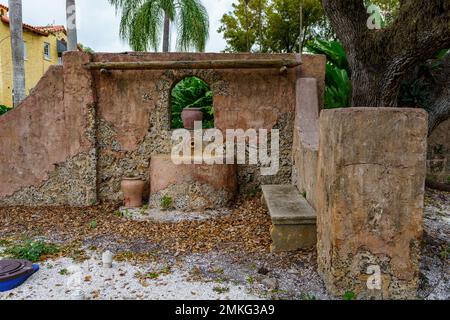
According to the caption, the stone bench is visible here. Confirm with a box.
[261,185,317,252]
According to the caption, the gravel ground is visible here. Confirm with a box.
[0,190,448,300]
[0,249,328,300]
[0,254,260,300]
[418,189,450,300]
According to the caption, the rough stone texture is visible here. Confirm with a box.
[0,151,96,206]
[261,185,317,252]
[92,53,311,201]
[427,119,450,184]
[270,224,317,253]
[298,55,326,109]
[149,154,237,211]
[0,52,326,206]
[292,78,320,209]
[0,51,97,206]
[316,108,428,300]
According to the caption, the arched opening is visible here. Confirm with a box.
[170,76,214,129]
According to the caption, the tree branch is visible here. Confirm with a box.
[427,54,450,134]
[320,0,368,53]
[380,0,450,105]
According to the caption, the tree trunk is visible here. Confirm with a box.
[162,11,170,52]
[426,55,450,134]
[321,0,450,132]
[8,0,26,107]
[66,0,78,51]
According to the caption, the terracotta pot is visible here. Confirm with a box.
[181,108,203,130]
[121,178,145,208]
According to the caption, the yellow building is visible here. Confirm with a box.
[0,4,68,107]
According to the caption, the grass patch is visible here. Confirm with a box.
[161,196,174,210]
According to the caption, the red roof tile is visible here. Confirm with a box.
[36,25,67,35]
[0,15,49,36]
[0,4,67,36]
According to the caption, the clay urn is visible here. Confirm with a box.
[121,177,145,208]
[181,108,203,130]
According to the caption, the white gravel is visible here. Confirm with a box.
[0,252,260,300]
[1,190,447,300]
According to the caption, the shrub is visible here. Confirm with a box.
[306,39,352,109]
[2,238,59,262]
[0,105,11,116]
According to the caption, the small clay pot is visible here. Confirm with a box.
[121,178,145,208]
[181,108,203,130]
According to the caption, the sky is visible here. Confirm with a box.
[7,0,235,53]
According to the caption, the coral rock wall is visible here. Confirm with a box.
[0,52,326,206]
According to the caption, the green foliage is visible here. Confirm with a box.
[300,293,317,300]
[306,39,351,109]
[161,195,174,210]
[59,268,68,275]
[218,0,266,52]
[2,239,59,262]
[343,291,357,300]
[306,37,448,111]
[265,0,327,53]
[108,0,209,52]
[218,0,330,53]
[89,220,98,229]
[0,105,11,116]
[171,76,214,129]
[79,44,95,53]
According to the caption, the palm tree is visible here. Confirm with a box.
[66,0,78,51]
[108,0,209,52]
[8,0,26,107]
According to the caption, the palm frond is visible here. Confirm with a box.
[175,0,209,52]
[108,0,210,52]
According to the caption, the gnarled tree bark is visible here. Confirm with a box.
[321,0,450,133]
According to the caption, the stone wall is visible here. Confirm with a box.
[316,108,428,299]
[0,52,97,206]
[0,51,326,206]
[427,119,450,184]
[292,77,322,210]
[92,52,325,201]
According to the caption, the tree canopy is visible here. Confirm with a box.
[218,0,330,53]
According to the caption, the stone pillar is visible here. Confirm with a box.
[316,108,428,300]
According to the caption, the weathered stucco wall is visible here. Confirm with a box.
[0,52,97,206]
[92,52,324,201]
[427,119,450,184]
[316,108,428,299]
[292,77,322,210]
[0,52,326,206]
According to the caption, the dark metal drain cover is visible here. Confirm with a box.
[0,260,34,282]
